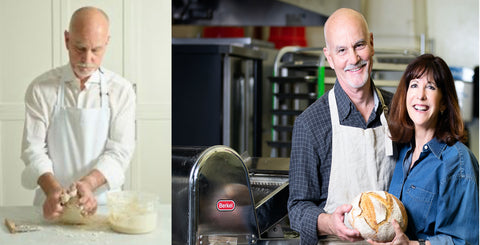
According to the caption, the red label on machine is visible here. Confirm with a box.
[216,200,236,211]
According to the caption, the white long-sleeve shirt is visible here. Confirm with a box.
[21,64,136,191]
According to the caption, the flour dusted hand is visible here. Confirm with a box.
[75,180,98,216]
[43,188,64,220]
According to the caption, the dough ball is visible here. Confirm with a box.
[59,195,89,224]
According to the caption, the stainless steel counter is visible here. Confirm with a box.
[0,204,171,245]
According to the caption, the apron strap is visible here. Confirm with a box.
[99,68,109,109]
[328,89,339,125]
[375,87,389,123]
[375,87,394,156]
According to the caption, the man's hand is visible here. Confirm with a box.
[43,188,64,220]
[75,169,106,216]
[38,173,65,220]
[318,204,363,242]
[75,180,97,216]
[367,220,412,245]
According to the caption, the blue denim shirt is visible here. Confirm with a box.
[389,138,478,245]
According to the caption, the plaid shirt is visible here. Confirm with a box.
[287,80,393,245]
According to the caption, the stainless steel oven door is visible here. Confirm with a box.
[224,56,256,156]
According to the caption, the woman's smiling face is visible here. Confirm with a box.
[406,74,446,132]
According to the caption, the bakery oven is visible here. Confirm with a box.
[172,39,266,157]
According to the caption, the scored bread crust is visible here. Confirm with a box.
[347,191,407,242]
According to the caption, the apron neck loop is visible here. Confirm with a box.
[375,87,394,157]
[331,85,389,124]
[58,68,109,108]
[98,68,108,108]
[375,87,389,123]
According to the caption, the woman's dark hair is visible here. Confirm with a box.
[388,54,466,145]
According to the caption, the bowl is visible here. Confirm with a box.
[107,191,159,234]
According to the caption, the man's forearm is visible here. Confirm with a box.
[79,169,106,191]
[38,172,63,195]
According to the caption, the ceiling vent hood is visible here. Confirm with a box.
[173,0,361,26]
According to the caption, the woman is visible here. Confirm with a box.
[371,54,478,245]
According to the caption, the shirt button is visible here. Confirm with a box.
[424,145,428,150]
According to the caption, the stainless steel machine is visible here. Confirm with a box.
[172,41,265,157]
[172,145,298,245]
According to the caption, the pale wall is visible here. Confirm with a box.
[287,0,479,68]
[427,0,479,68]
[366,0,478,68]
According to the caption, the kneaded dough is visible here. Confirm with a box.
[59,195,90,224]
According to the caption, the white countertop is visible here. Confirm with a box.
[0,204,171,245]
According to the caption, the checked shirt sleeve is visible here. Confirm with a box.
[288,116,327,245]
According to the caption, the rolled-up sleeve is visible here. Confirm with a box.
[21,82,54,189]
[288,117,325,245]
[95,81,136,190]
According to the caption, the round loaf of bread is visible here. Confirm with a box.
[346,191,408,242]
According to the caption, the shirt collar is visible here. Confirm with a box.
[62,64,102,88]
[407,137,446,161]
[333,79,380,121]
[425,137,447,160]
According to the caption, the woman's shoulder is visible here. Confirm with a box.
[443,141,478,178]
[446,141,477,161]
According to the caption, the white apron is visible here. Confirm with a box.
[323,87,395,214]
[34,70,113,206]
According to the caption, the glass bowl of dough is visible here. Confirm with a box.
[107,191,159,234]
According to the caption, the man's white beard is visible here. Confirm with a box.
[74,63,97,79]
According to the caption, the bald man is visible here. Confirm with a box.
[287,8,396,244]
[21,7,136,220]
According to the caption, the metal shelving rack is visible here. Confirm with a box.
[268,47,325,157]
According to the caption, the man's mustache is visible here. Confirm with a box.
[76,63,96,69]
[344,60,368,72]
